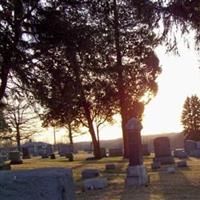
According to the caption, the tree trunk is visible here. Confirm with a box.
[96,125,100,147]
[113,0,128,157]
[16,125,21,152]
[83,103,101,159]
[69,52,101,159]
[67,122,74,151]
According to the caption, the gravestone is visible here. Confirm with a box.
[0,168,75,200]
[50,154,56,159]
[142,144,150,156]
[8,151,23,165]
[184,140,196,154]
[177,160,187,168]
[125,117,148,187]
[22,147,30,159]
[0,158,11,170]
[46,145,53,156]
[59,144,73,157]
[100,148,107,157]
[83,177,108,191]
[173,149,188,159]
[105,163,117,170]
[166,166,176,174]
[151,161,161,170]
[153,137,174,164]
[81,169,100,179]
[108,148,123,157]
[66,153,74,161]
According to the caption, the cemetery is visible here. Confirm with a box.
[2,1,200,200]
[1,117,200,199]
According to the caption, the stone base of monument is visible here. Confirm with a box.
[125,165,149,187]
[153,156,174,165]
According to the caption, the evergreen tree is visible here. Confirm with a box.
[181,95,200,141]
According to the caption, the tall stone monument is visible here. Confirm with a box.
[125,117,148,186]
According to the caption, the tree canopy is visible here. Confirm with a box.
[181,95,200,141]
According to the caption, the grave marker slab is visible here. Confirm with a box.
[81,169,100,179]
[8,151,23,165]
[0,168,75,200]
[83,177,108,191]
[153,137,174,164]
[108,148,123,157]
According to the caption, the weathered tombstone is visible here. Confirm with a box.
[22,147,30,159]
[81,169,100,179]
[177,160,187,168]
[83,177,108,191]
[8,151,23,165]
[66,153,74,161]
[50,154,56,159]
[59,144,73,157]
[0,168,75,200]
[46,144,53,156]
[166,166,176,174]
[125,117,148,187]
[100,148,107,157]
[153,137,174,164]
[173,149,188,159]
[0,158,11,170]
[189,149,200,157]
[142,144,150,156]
[108,148,123,157]
[151,162,161,170]
[41,153,49,159]
[196,141,200,149]
[184,140,197,154]
[105,163,117,170]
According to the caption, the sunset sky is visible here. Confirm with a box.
[34,35,200,144]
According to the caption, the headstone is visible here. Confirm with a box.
[22,147,30,159]
[83,177,108,191]
[0,159,11,170]
[105,163,117,170]
[173,149,188,159]
[50,154,56,159]
[151,162,161,170]
[66,153,74,161]
[196,141,200,149]
[0,168,75,200]
[166,166,176,174]
[142,144,150,156]
[184,140,197,154]
[100,148,107,157]
[189,149,200,157]
[177,160,187,168]
[8,151,23,165]
[59,144,73,157]
[153,137,174,164]
[108,148,123,157]
[46,145,53,156]
[41,153,49,159]
[81,169,100,179]
[125,117,148,186]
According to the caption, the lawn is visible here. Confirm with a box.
[10,152,200,200]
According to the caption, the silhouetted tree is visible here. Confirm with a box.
[4,89,39,151]
[181,95,200,141]
[0,0,42,101]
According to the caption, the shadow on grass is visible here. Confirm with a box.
[154,163,200,200]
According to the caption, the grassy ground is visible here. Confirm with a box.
[10,152,200,200]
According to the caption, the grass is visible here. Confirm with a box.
[10,152,200,200]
